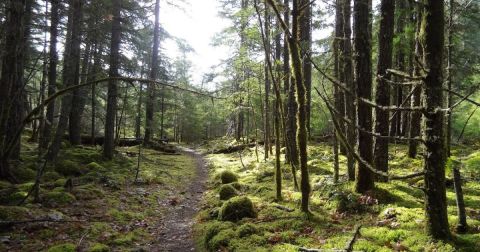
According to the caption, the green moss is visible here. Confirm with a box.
[219,184,239,200]
[229,182,246,191]
[218,196,256,222]
[203,221,235,249]
[107,209,144,223]
[237,223,258,237]
[55,160,84,176]
[47,243,76,252]
[11,166,36,182]
[72,184,104,200]
[208,229,237,251]
[0,206,30,220]
[0,180,13,190]
[42,191,76,206]
[220,170,238,184]
[88,243,110,252]
[465,151,480,177]
[86,162,105,171]
[42,171,61,182]
[53,178,67,187]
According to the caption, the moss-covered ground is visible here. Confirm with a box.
[194,139,480,251]
[0,141,197,251]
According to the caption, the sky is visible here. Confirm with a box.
[160,0,230,87]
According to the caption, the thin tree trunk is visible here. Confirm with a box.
[446,0,454,157]
[373,0,395,182]
[103,0,121,159]
[343,0,356,181]
[453,166,467,233]
[264,1,271,160]
[145,0,161,145]
[300,0,312,138]
[48,0,83,161]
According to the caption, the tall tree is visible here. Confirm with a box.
[40,0,60,151]
[300,0,312,137]
[145,0,160,145]
[421,0,451,240]
[342,0,356,181]
[354,0,374,193]
[264,1,271,159]
[373,0,395,181]
[48,0,83,161]
[0,0,29,180]
[103,0,121,159]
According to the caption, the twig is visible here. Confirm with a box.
[344,225,362,252]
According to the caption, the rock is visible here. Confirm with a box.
[218,196,256,222]
[220,170,238,184]
[218,184,239,200]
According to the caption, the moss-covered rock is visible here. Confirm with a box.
[11,166,36,182]
[53,178,67,187]
[55,160,84,176]
[0,206,30,221]
[47,243,76,252]
[86,162,105,171]
[88,243,110,252]
[237,223,258,237]
[220,170,238,184]
[229,182,246,191]
[72,184,104,200]
[208,229,237,251]
[219,184,239,200]
[42,171,62,182]
[203,221,235,250]
[42,191,76,206]
[218,196,256,222]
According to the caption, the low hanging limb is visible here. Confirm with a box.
[315,87,425,181]
[1,76,224,162]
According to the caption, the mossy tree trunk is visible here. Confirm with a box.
[421,0,451,240]
[300,0,312,138]
[264,1,271,160]
[353,0,375,193]
[373,0,395,182]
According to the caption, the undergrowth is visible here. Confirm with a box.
[194,140,480,251]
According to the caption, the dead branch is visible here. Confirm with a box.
[387,69,425,80]
[345,225,362,252]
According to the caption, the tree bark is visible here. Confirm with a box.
[145,0,161,145]
[373,0,395,182]
[103,0,121,159]
[300,0,312,138]
[422,0,451,240]
[264,1,271,160]
[342,0,356,181]
[0,0,29,181]
[48,0,83,161]
[354,0,375,193]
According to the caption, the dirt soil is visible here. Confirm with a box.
[150,147,207,251]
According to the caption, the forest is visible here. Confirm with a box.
[0,0,479,251]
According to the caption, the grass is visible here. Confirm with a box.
[194,140,480,252]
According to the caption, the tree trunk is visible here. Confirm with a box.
[354,0,374,193]
[291,0,310,212]
[446,0,454,157]
[407,4,423,158]
[373,0,395,182]
[0,0,28,181]
[422,0,451,240]
[48,0,83,161]
[264,1,271,160]
[145,0,161,145]
[300,0,312,138]
[103,0,121,159]
[342,0,356,181]
[453,166,467,233]
[69,31,92,145]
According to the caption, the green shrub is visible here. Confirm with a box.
[218,196,256,222]
[219,184,238,200]
[220,170,238,184]
[42,191,76,206]
[47,243,76,252]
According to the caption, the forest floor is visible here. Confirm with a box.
[193,138,480,252]
[0,140,207,252]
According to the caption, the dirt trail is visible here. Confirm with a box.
[151,147,207,252]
